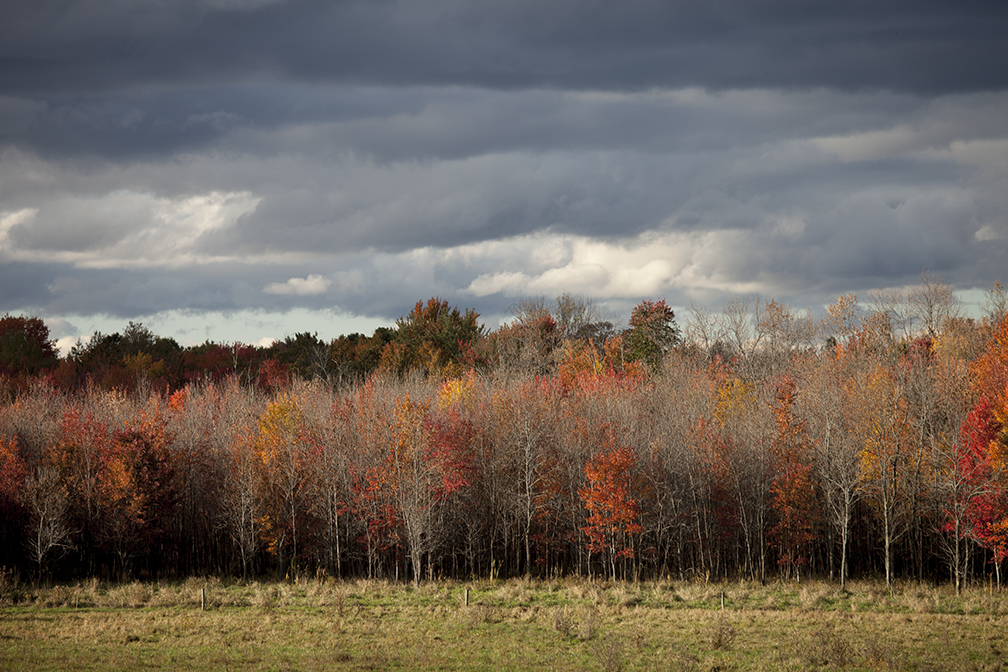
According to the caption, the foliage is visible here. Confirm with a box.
[379,298,484,378]
[624,298,680,368]
[0,315,58,386]
[3,287,1008,589]
[580,426,642,579]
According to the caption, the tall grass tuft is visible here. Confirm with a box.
[0,566,23,605]
[551,605,574,637]
[708,615,736,650]
[593,634,626,672]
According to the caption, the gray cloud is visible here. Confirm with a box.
[3,1,1006,95]
[1,1,1006,345]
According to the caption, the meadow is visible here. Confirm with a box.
[1,574,1005,671]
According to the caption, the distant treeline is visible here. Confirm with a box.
[1,278,1007,592]
[1,294,656,395]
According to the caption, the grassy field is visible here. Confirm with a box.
[1,573,1005,671]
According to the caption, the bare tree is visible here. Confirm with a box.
[222,432,262,579]
[822,294,862,348]
[24,465,72,583]
[0,378,65,469]
[913,351,977,593]
[387,392,444,584]
[757,299,817,370]
[801,355,861,588]
[868,287,914,343]
[720,295,749,358]
[980,282,1007,325]
[908,270,962,339]
[554,292,605,340]
[307,391,355,578]
[685,301,724,353]
[491,374,557,577]
[509,295,552,324]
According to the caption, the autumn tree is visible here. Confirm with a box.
[822,294,862,349]
[942,396,998,592]
[87,403,179,578]
[379,298,484,378]
[55,407,114,573]
[965,314,1008,585]
[855,364,914,589]
[421,408,478,577]
[487,313,560,376]
[580,426,642,581]
[767,375,822,580]
[0,437,27,567]
[256,393,311,576]
[715,374,773,582]
[329,329,394,381]
[121,407,180,575]
[388,394,432,583]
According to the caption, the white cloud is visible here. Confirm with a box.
[462,228,783,301]
[263,274,333,295]
[0,190,262,268]
[0,207,37,253]
[465,270,528,297]
[975,225,1002,242]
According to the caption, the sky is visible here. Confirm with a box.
[1,0,1007,354]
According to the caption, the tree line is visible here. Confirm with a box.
[1,278,1007,592]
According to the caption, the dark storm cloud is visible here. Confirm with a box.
[2,0,1006,96]
[1,0,1006,345]
[0,85,919,163]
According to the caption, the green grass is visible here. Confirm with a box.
[1,576,1006,670]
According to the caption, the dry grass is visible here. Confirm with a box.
[1,576,1006,670]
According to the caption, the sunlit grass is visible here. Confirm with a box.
[1,576,1006,670]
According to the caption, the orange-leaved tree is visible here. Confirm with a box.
[388,394,432,583]
[580,425,642,581]
[855,363,914,589]
[767,375,822,581]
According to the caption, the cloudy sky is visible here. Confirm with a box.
[2,0,1007,352]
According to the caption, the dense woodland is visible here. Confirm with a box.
[1,275,1007,593]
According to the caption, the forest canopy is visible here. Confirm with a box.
[1,279,1007,594]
